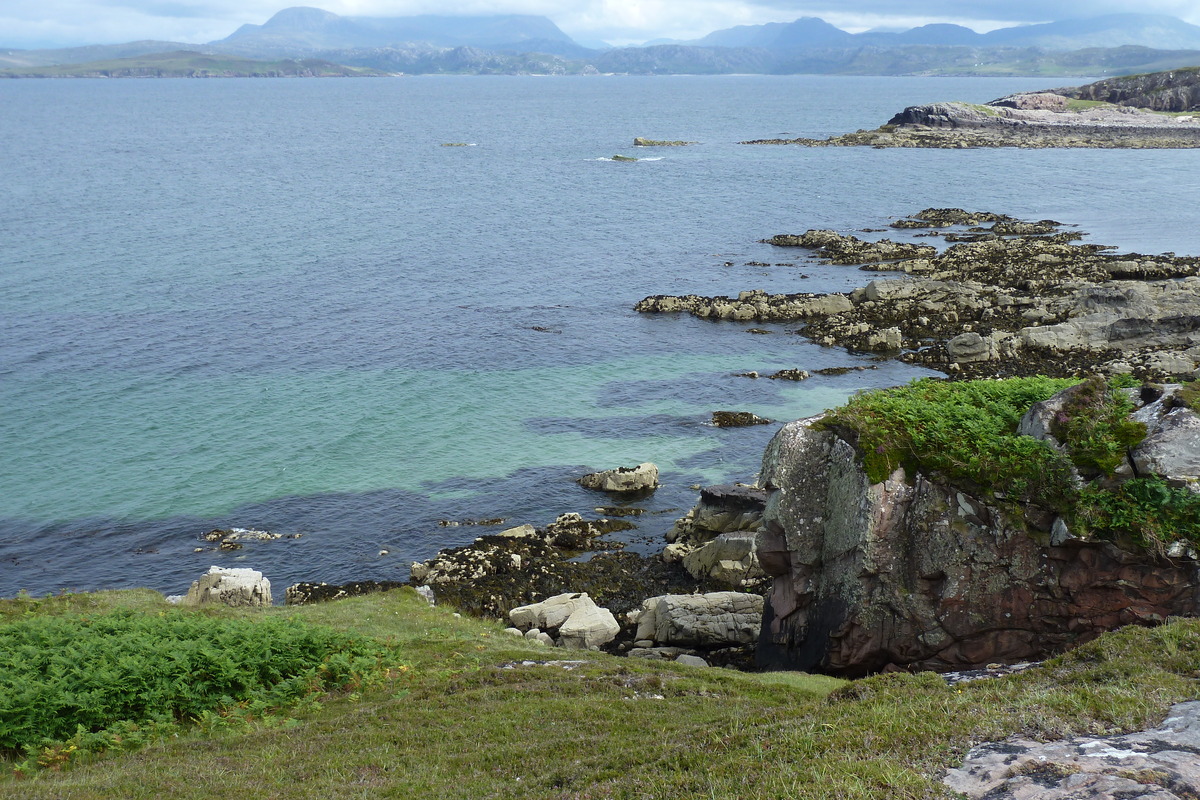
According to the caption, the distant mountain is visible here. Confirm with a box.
[981,13,1200,50]
[697,12,1200,52]
[217,7,587,58]
[693,17,852,49]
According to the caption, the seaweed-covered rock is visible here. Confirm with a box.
[285,580,407,605]
[712,410,773,427]
[636,212,1200,382]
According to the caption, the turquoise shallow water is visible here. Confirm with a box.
[3,75,1200,597]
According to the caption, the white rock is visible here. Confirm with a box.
[558,604,621,650]
[636,592,764,647]
[183,566,272,608]
[509,592,597,632]
[578,463,659,493]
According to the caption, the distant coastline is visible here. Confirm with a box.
[0,51,392,79]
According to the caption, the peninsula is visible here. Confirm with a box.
[744,67,1200,148]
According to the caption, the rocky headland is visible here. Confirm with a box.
[742,67,1200,148]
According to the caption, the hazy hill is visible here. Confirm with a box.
[697,12,1200,52]
[217,7,587,58]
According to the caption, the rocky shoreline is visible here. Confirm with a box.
[637,209,1200,382]
[742,69,1200,149]
[181,208,1200,682]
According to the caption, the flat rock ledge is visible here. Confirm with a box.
[945,701,1200,799]
[741,74,1200,149]
[636,210,1200,382]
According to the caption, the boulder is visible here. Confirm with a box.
[1131,386,1200,489]
[682,531,764,587]
[509,592,596,631]
[558,604,620,650]
[665,484,767,546]
[184,566,272,608]
[635,592,764,648]
[509,592,620,650]
[578,463,659,493]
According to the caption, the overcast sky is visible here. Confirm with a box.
[4,0,1200,50]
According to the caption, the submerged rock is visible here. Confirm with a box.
[711,410,773,427]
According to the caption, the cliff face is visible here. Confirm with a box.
[755,415,1200,677]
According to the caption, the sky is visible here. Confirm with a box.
[4,0,1200,50]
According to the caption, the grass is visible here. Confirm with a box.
[3,589,1200,799]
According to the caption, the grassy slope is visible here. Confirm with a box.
[0,51,389,78]
[3,589,1199,799]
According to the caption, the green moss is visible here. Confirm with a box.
[1180,381,1200,413]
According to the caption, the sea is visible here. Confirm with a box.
[4,74,1200,599]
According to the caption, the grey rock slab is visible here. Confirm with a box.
[945,701,1200,799]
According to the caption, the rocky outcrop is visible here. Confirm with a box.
[664,484,767,580]
[184,566,272,607]
[578,463,659,493]
[755,405,1200,676]
[633,137,696,146]
[637,212,1200,382]
[634,289,853,322]
[945,701,1200,799]
[742,69,1200,148]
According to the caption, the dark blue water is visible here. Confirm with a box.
[4,75,1200,598]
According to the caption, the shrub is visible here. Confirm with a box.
[0,609,391,761]
[1077,478,1200,550]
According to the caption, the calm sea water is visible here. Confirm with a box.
[4,75,1200,598]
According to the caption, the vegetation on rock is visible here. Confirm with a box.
[822,376,1200,550]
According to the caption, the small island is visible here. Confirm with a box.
[743,67,1200,148]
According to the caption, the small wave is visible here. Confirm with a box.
[593,156,664,162]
